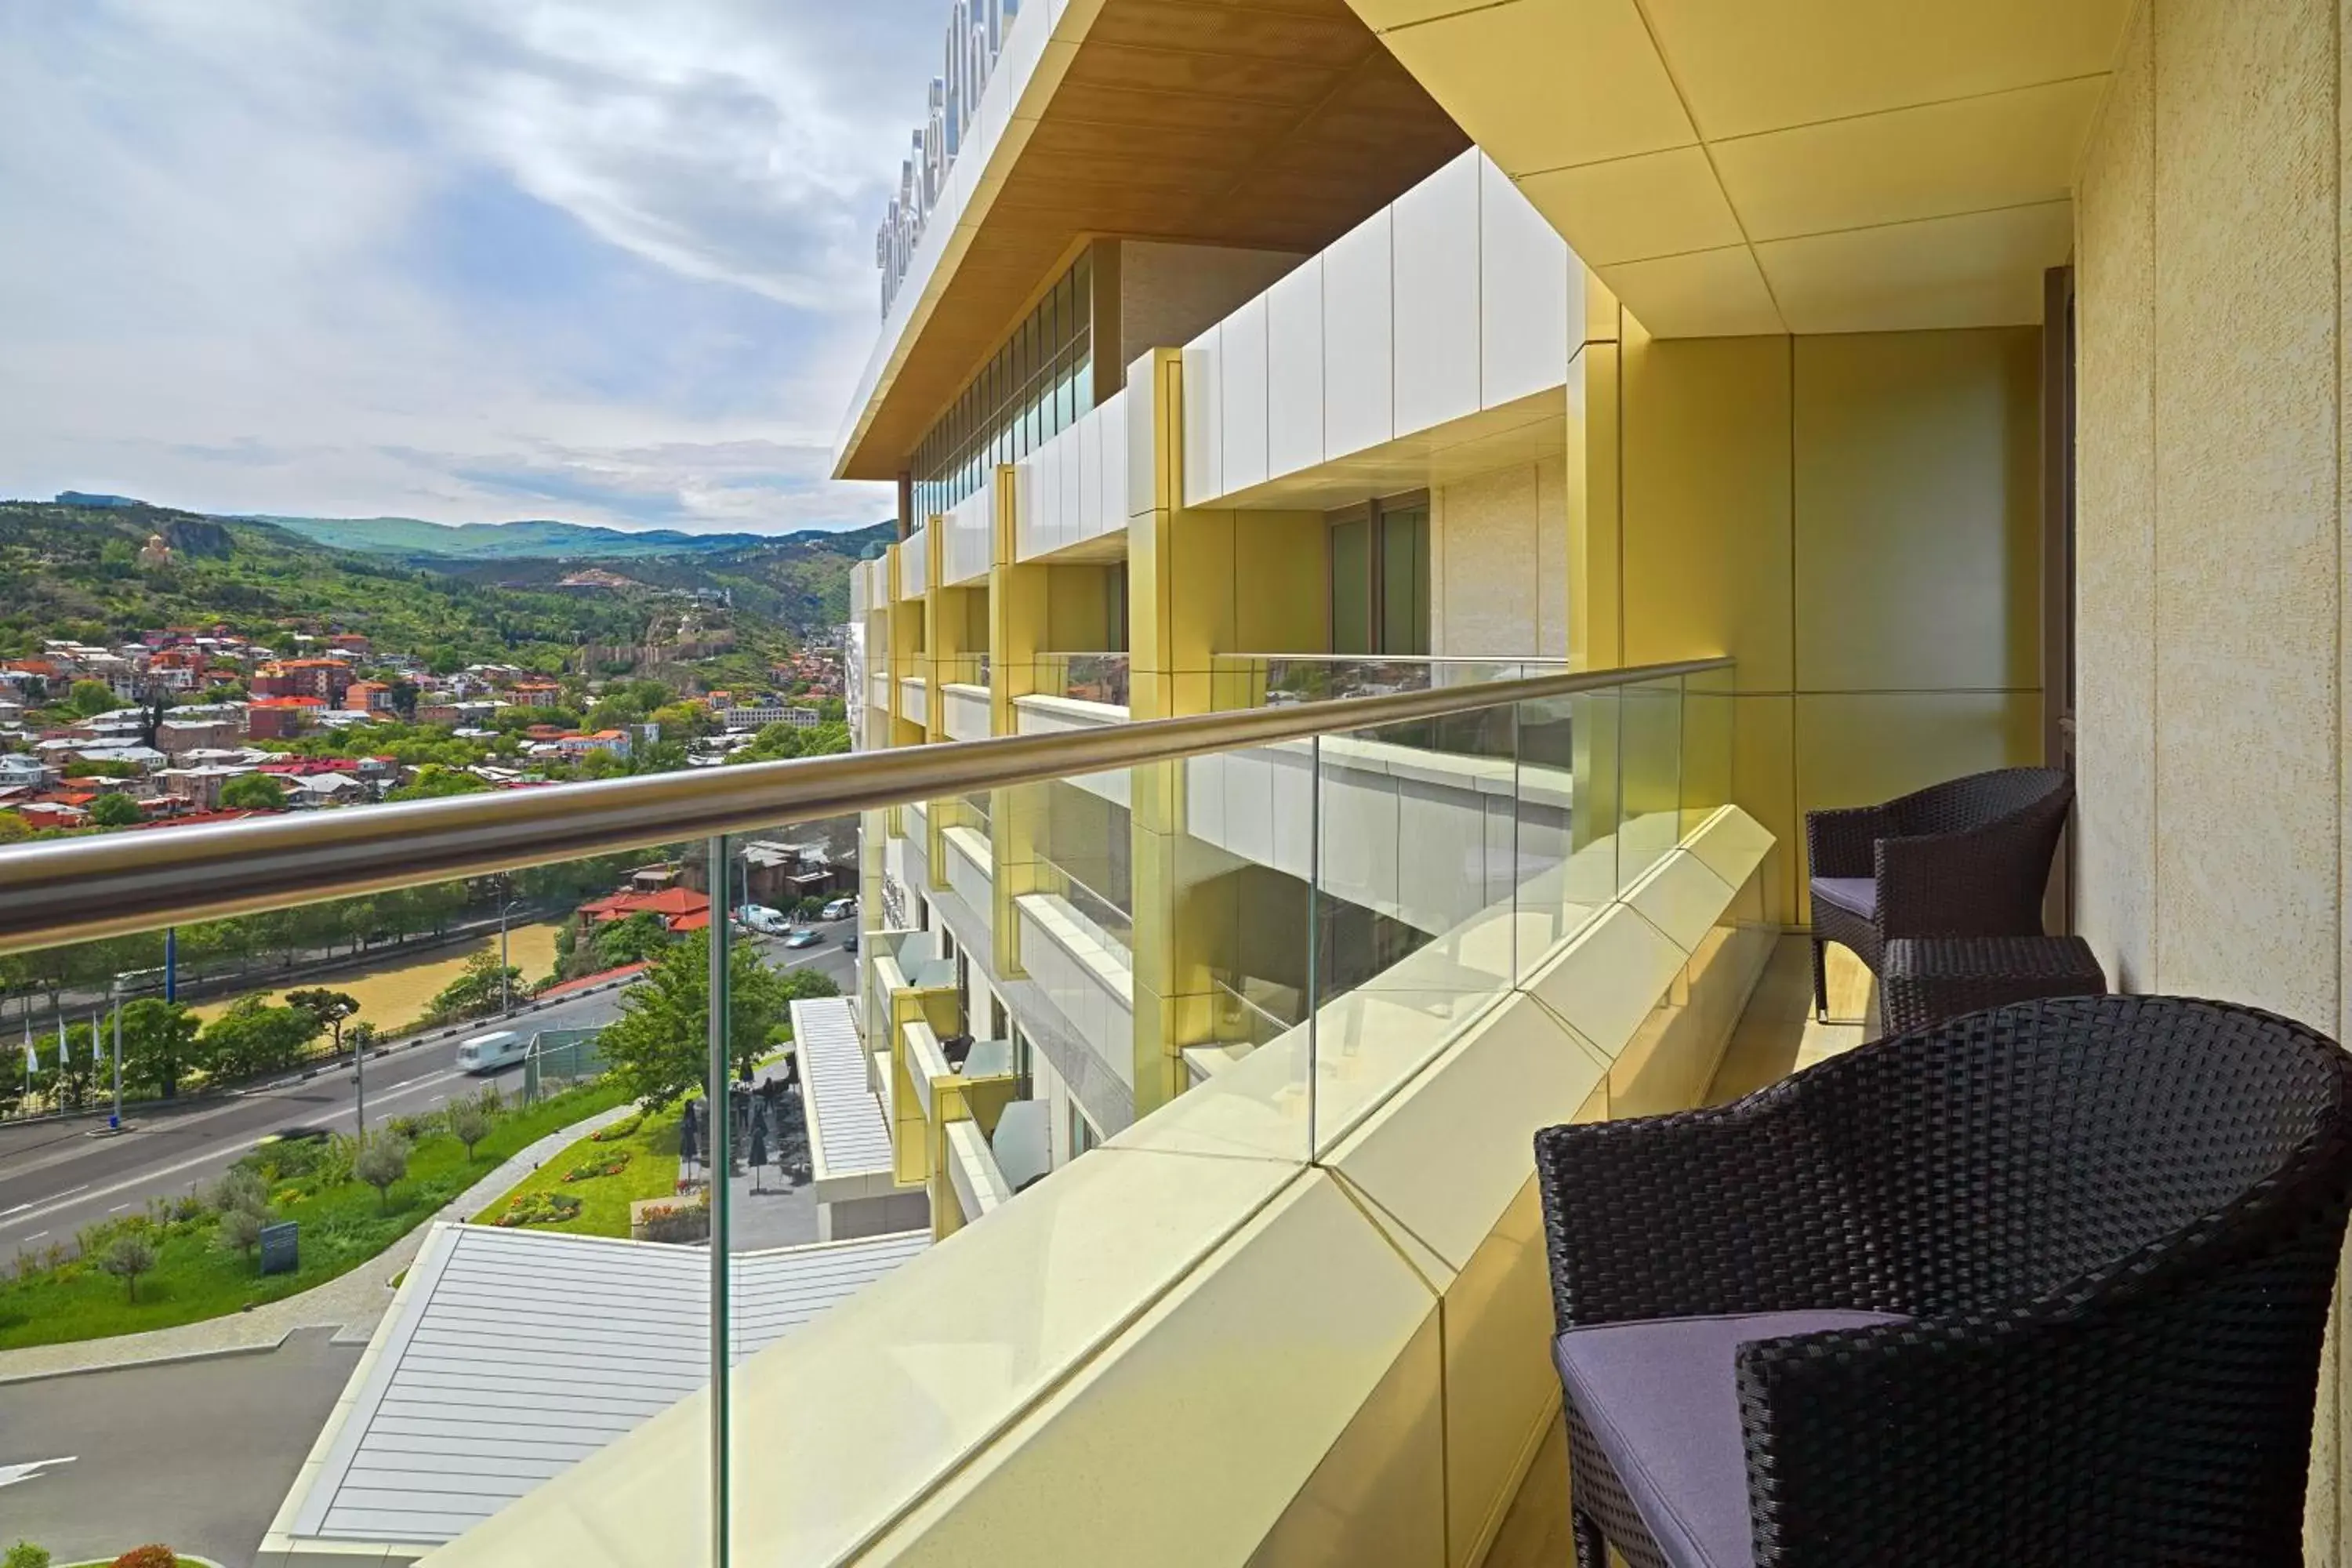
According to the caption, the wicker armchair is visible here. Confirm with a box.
[1805,766,2071,1020]
[1534,996,2352,1568]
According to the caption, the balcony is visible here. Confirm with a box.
[2,656,1795,1568]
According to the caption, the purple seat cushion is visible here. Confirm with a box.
[1553,1310,1908,1568]
[1809,877,1877,920]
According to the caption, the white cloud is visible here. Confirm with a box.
[0,0,946,531]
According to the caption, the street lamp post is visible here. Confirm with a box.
[109,979,122,1131]
[498,896,524,1014]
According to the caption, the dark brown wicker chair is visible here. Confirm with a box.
[1534,996,2352,1568]
[1805,766,2071,1021]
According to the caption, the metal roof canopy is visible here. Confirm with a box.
[281,1219,927,1551]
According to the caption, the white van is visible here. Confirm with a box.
[455,1029,525,1074]
[740,905,787,935]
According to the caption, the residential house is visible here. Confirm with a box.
[246,695,325,739]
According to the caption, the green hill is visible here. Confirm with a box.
[0,503,659,669]
[246,514,881,561]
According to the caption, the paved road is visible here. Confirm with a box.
[0,987,634,1263]
[0,922,855,1265]
[0,1326,361,1566]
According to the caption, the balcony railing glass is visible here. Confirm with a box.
[0,656,1729,1568]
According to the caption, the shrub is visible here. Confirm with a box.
[493,1190,582,1228]
[590,1115,643,1143]
[111,1548,175,1568]
[100,1233,158,1301]
[212,1167,270,1219]
[5,1541,53,1568]
[354,1135,411,1212]
[216,1204,267,1264]
[446,1098,494,1160]
[561,1152,630,1183]
[633,1196,710,1244]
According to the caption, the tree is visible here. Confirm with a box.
[100,1232,157,1301]
[68,678,116,717]
[598,931,791,1109]
[0,813,28,844]
[85,793,140,828]
[138,688,171,749]
[119,998,199,1099]
[423,949,523,1023]
[595,911,673,969]
[389,764,488,800]
[220,773,288,811]
[447,1096,493,1160]
[387,678,419,722]
[198,996,323,1080]
[355,1134,409,1211]
[285,989,361,1060]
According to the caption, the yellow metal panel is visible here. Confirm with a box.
[1635,0,2136,143]
[1791,327,2043,692]
[1373,0,1694,177]
[1233,511,1330,654]
[1582,266,1621,346]
[1711,76,2107,245]
[1326,989,1610,1273]
[1792,689,2043,921]
[1255,1306,1448,1568]
[1439,1178,1563,1568]
[1729,695,1795,927]
[1600,245,1785,338]
[1519,146,1743,267]
[1526,904,1692,1065]
[1568,340,1621,672]
[1681,803,1776,906]
[1622,848,1740,956]
[1618,325,1793,691]
[861,1171,1440,1568]
[1757,201,2071,336]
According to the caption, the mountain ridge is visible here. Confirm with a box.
[241,513,888,561]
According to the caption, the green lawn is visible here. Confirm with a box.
[471,1102,683,1237]
[0,1080,629,1350]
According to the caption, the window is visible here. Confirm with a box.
[909,252,1095,521]
[1068,1100,1098,1160]
[989,995,1007,1040]
[1329,492,1429,656]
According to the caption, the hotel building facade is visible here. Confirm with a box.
[249,0,2352,1563]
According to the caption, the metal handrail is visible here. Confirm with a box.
[0,655,1728,953]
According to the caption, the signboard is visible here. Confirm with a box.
[876,0,1022,317]
[258,1221,299,1276]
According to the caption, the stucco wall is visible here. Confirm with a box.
[2072,0,2347,1555]
[1429,454,1570,659]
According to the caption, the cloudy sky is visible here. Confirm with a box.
[0,2,943,532]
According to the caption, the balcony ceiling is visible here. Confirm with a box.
[837,0,1469,481]
[1348,0,2137,336]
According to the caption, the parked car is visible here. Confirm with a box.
[821,896,857,922]
[784,928,823,949]
[454,1029,526,1074]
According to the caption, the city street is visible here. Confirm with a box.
[0,1326,361,1565]
[0,920,855,1262]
